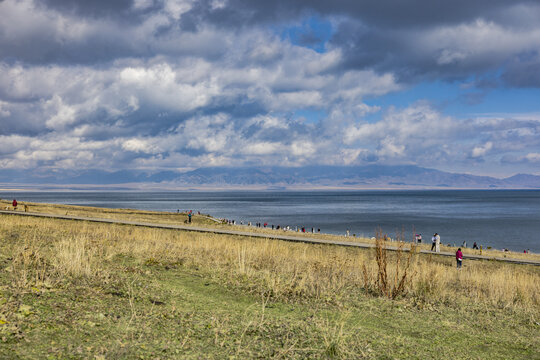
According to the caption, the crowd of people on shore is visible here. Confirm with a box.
[223,220,322,234]
[415,232,485,252]
[185,210,534,258]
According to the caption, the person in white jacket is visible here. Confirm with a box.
[435,233,441,253]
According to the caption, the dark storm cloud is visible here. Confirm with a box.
[2,0,539,87]
[0,0,140,65]
[181,0,535,28]
[0,34,139,66]
[330,16,540,84]
[0,1,242,65]
[503,55,540,88]
[39,0,158,19]
[328,20,474,83]
[179,0,540,86]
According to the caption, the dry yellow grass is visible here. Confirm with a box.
[2,212,539,313]
[0,199,212,226]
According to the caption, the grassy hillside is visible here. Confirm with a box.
[0,204,539,359]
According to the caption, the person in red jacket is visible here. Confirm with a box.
[12,199,17,210]
[456,248,463,269]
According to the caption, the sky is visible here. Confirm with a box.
[0,0,540,178]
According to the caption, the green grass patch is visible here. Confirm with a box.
[1,259,538,359]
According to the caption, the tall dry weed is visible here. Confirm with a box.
[366,228,416,299]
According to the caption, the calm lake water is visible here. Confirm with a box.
[1,190,539,252]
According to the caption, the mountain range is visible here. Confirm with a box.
[1,165,539,189]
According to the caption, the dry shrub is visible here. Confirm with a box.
[366,228,416,299]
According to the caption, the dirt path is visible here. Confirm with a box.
[2,210,538,266]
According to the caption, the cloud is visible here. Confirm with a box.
[344,103,458,146]
[0,0,232,64]
[0,132,115,169]
[163,0,540,85]
[524,153,540,162]
[44,95,78,130]
[0,0,539,178]
[503,55,540,88]
[3,0,540,86]
[242,142,281,155]
[179,0,524,29]
[0,24,401,139]
[0,100,11,117]
[503,152,540,164]
[122,138,162,154]
[333,15,540,84]
[342,104,540,166]
[40,0,137,17]
[471,142,493,158]
[119,63,220,112]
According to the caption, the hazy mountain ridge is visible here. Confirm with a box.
[171,166,540,188]
[1,165,539,189]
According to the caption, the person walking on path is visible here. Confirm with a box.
[431,234,437,251]
[456,248,463,269]
[12,199,17,210]
[435,233,441,253]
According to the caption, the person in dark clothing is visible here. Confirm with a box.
[12,199,17,210]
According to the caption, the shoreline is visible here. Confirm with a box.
[2,184,540,191]
[1,197,538,256]
[2,208,539,266]
[1,199,538,263]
